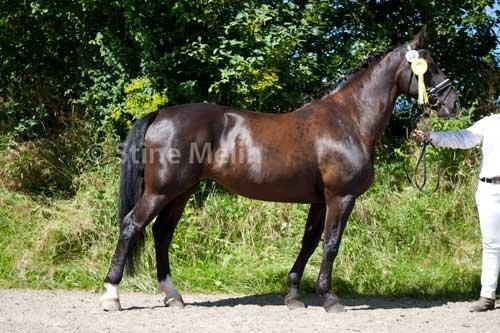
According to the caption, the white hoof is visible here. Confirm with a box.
[99,296,122,311]
[100,282,121,311]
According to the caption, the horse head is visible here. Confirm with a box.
[396,26,460,117]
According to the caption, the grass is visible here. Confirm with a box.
[0,155,483,299]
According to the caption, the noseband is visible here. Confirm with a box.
[428,78,453,109]
[407,74,454,117]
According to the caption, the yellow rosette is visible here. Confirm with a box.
[411,58,429,105]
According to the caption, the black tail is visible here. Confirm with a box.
[118,111,159,275]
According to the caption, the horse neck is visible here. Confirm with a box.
[327,52,401,148]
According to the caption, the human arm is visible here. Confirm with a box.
[412,118,486,149]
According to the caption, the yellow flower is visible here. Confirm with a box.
[250,69,281,92]
[110,106,123,121]
[122,77,169,119]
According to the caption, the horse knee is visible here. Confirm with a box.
[323,241,339,261]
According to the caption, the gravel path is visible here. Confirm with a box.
[0,289,499,332]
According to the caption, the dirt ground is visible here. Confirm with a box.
[1,289,499,332]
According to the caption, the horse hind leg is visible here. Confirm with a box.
[153,188,194,309]
[285,203,325,309]
[100,192,169,311]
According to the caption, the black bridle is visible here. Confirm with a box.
[404,70,454,193]
[428,78,454,111]
[404,43,456,115]
[407,71,455,115]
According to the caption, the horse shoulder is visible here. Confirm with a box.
[314,128,374,195]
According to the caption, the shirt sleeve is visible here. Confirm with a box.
[428,118,487,149]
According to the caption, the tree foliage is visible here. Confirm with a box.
[0,0,498,138]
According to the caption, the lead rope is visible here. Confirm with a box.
[402,141,441,193]
[401,104,442,194]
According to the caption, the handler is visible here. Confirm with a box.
[413,113,500,312]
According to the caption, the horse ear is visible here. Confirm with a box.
[409,25,427,49]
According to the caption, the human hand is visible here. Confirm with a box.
[411,130,430,143]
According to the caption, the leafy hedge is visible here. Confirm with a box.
[1,0,498,139]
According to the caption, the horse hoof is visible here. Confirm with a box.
[100,297,122,312]
[323,294,345,313]
[324,301,345,313]
[286,298,306,310]
[164,295,185,309]
[284,289,305,309]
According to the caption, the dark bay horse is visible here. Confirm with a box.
[99,27,459,312]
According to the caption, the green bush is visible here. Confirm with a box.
[0,118,95,195]
[1,1,497,137]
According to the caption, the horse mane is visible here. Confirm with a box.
[318,45,398,99]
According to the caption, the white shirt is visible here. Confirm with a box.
[429,114,500,179]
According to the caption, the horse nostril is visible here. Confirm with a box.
[454,100,460,111]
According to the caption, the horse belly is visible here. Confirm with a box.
[206,168,322,203]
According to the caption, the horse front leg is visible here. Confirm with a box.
[316,190,356,313]
[285,203,325,309]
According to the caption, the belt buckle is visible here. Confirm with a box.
[484,177,500,185]
[481,178,499,184]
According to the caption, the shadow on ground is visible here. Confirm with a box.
[118,274,479,312]
[187,293,457,310]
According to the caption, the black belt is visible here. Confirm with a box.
[480,177,500,184]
